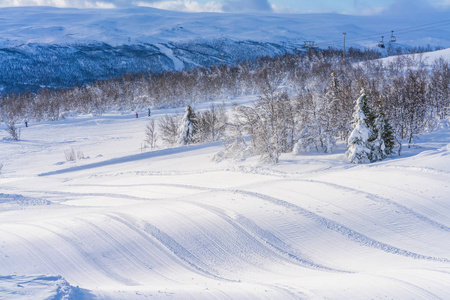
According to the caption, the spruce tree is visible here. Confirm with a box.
[371,114,386,162]
[376,97,395,156]
[177,105,197,145]
[370,97,396,161]
[346,89,373,164]
[360,88,376,142]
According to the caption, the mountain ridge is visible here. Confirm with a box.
[1,6,450,94]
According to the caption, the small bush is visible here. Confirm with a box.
[5,123,21,141]
[76,149,85,160]
[64,147,85,162]
[64,148,76,162]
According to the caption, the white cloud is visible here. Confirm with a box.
[136,0,222,12]
[270,4,298,13]
[0,0,116,8]
[0,0,226,11]
[222,0,272,12]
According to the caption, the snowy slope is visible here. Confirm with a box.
[1,6,450,48]
[1,6,450,94]
[377,47,450,66]
[1,98,449,299]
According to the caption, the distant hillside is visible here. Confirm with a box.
[1,6,450,94]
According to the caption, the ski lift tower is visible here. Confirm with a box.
[343,32,346,64]
[302,41,318,55]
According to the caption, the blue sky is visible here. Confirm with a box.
[0,0,448,15]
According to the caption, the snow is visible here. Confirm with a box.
[0,275,71,299]
[377,47,450,66]
[1,6,450,49]
[1,96,449,298]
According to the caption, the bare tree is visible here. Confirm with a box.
[159,114,180,146]
[5,122,21,141]
[145,119,158,149]
[403,70,428,147]
[195,103,228,143]
[232,90,295,163]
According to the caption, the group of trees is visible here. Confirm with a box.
[146,103,228,150]
[2,47,450,164]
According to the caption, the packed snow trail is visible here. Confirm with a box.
[1,106,450,299]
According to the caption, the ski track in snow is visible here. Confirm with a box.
[287,178,450,232]
[229,189,449,262]
[107,213,234,282]
[1,105,450,298]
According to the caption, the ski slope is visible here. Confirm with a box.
[1,97,450,299]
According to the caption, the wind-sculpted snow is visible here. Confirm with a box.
[0,275,90,299]
[1,108,450,298]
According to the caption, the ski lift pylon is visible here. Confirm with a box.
[302,41,318,50]
[390,30,396,43]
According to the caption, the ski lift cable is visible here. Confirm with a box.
[313,18,450,48]
[318,20,450,48]
[391,19,450,34]
[390,21,450,35]
[324,19,450,44]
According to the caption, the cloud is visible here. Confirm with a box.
[270,4,298,13]
[136,0,222,12]
[0,0,116,8]
[222,0,272,12]
[383,0,450,15]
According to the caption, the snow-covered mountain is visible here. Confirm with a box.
[1,6,450,94]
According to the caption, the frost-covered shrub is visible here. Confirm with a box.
[229,89,295,163]
[64,148,76,162]
[64,147,85,162]
[76,149,85,160]
[5,123,21,141]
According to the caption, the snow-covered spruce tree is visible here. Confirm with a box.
[372,97,395,161]
[178,105,197,146]
[360,88,377,140]
[346,89,373,164]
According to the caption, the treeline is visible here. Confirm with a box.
[1,47,377,122]
[1,47,449,163]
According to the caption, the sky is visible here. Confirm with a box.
[0,0,449,15]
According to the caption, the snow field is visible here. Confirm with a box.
[1,96,450,298]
